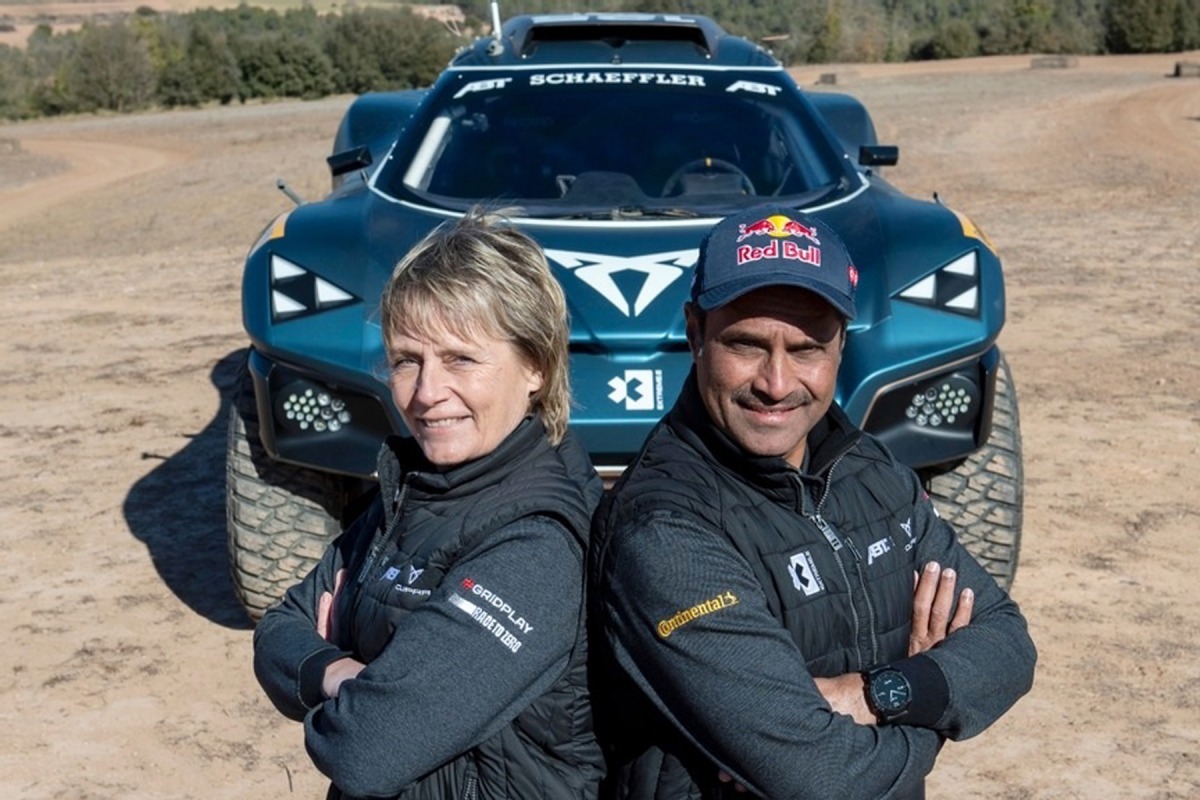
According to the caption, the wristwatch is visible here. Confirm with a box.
[863,664,912,724]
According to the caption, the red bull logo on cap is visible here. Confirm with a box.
[735,214,822,268]
[736,214,821,244]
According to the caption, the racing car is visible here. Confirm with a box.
[227,10,1023,619]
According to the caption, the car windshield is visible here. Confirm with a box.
[376,69,854,218]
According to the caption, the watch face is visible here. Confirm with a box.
[870,669,911,713]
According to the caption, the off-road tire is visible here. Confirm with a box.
[923,354,1023,590]
[226,371,344,620]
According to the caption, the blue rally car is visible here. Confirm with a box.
[228,11,1022,618]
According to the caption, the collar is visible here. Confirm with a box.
[377,415,549,501]
[667,369,862,499]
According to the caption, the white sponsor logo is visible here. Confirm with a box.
[453,77,513,99]
[460,578,534,634]
[788,550,826,597]
[449,593,524,654]
[867,537,893,565]
[544,248,698,317]
[899,516,916,552]
[530,72,706,87]
[726,80,781,96]
[608,369,664,411]
[385,565,429,594]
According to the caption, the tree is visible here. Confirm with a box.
[237,33,335,100]
[808,1,846,63]
[1173,0,1200,50]
[920,17,980,58]
[67,22,157,112]
[0,44,33,119]
[1103,0,1175,52]
[324,8,458,94]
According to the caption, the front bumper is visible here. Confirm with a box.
[246,343,1002,481]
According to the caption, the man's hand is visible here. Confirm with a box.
[908,561,973,656]
[717,771,749,794]
[815,562,974,725]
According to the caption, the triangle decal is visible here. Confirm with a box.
[315,277,354,306]
[944,287,978,312]
[272,290,307,317]
[899,275,937,302]
[271,255,306,281]
[941,253,977,277]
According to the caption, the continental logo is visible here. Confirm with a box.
[656,591,739,638]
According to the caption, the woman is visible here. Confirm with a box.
[254,211,604,799]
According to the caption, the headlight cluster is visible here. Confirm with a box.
[862,366,986,469]
[279,385,353,433]
[251,352,397,478]
[904,375,976,429]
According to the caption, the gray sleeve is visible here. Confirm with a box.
[301,515,583,798]
[906,477,1037,740]
[253,536,352,721]
[597,513,940,799]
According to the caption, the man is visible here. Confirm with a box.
[589,205,1036,799]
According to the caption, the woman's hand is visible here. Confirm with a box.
[315,569,366,698]
[322,656,366,699]
[316,569,346,643]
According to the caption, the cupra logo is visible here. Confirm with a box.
[544,248,699,317]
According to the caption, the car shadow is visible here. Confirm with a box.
[122,349,253,630]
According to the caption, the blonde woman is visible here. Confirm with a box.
[255,211,603,799]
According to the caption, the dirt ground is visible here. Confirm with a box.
[1,52,1198,798]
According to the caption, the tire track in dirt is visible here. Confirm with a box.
[0,138,184,231]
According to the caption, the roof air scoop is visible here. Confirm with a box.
[488,2,504,56]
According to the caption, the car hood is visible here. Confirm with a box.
[250,180,978,384]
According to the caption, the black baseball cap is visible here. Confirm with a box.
[690,205,858,320]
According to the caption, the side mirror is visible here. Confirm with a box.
[859,144,899,168]
[327,146,374,178]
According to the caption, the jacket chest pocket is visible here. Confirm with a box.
[761,543,856,657]
[347,558,446,660]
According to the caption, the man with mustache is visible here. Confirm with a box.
[589,206,1036,799]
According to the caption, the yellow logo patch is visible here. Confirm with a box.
[656,591,739,638]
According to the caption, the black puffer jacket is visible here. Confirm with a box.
[589,374,1036,799]
[255,417,605,800]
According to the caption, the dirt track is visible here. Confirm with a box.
[1,53,1199,798]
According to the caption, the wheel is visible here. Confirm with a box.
[923,354,1023,590]
[661,157,755,196]
[226,370,345,620]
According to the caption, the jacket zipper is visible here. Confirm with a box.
[807,453,880,667]
[355,474,414,588]
[345,475,415,647]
